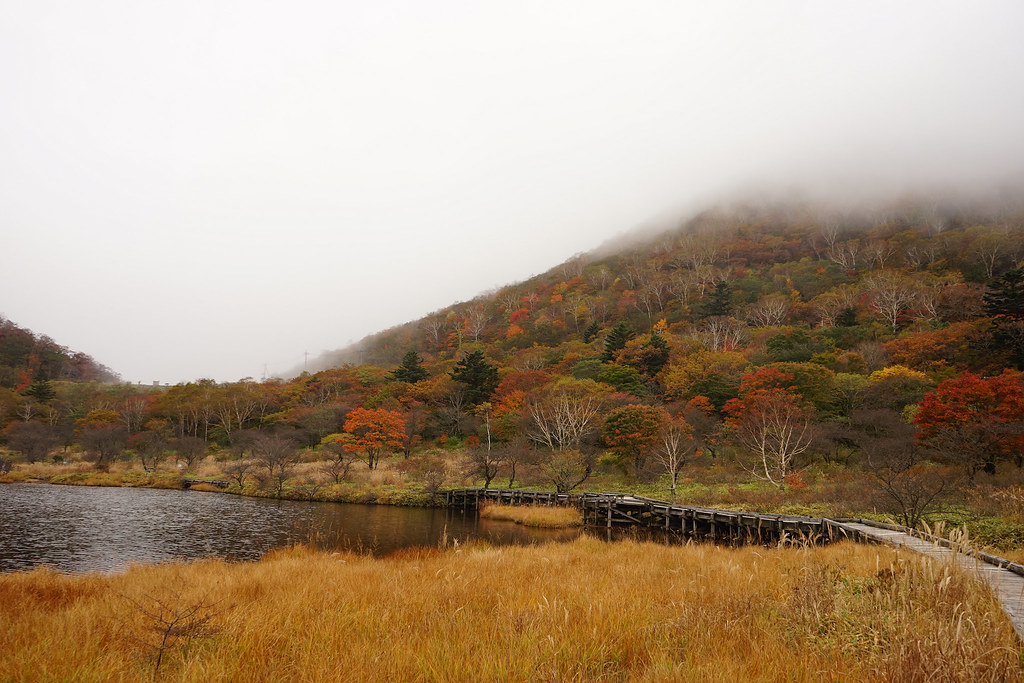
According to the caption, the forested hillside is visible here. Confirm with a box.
[4,196,1024,535]
[0,316,117,390]
[336,197,1024,377]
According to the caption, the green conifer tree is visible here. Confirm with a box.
[985,267,1024,369]
[23,370,56,403]
[390,350,429,383]
[701,281,733,318]
[985,267,1024,319]
[601,322,634,363]
[449,350,499,405]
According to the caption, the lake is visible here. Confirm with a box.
[0,483,584,573]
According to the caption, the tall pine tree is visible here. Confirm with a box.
[985,267,1024,319]
[601,322,634,363]
[23,370,55,403]
[390,350,429,383]
[985,267,1024,369]
[701,281,733,318]
[449,350,499,405]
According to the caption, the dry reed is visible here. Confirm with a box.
[1,538,1020,681]
[480,503,583,528]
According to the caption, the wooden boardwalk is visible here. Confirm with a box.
[446,488,843,544]
[447,488,1024,640]
[832,520,1024,641]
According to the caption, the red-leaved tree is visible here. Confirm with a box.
[914,370,1024,480]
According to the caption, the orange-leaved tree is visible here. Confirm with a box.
[339,407,406,470]
[602,404,664,476]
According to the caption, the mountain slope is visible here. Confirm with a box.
[310,194,1024,375]
[0,315,118,389]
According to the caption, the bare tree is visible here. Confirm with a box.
[588,265,614,291]
[401,453,448,501]
[727,391,814,490]
[969,228,1011,279]
[16,398,38,422]
[538,449,594,494]
[865,271,920,333]
[653,415,695,501]
[744,294,791,327]
[526,390,600,452]
[318,442,355,483]
[668,269,699,308]
[823,234,860,270]
[864,241,897,268]
[564,293,590,332]
[437,385,470,436]
[172,436,207,470]
[498,439,531,488]
[496,288,520,314]
[131,431,169,475]
[119,396,149,435]
[290,475,328,501]
[120,581,226,680]
[856,409,955,528]
[464,306,490,342]
[463,404,501,487]
[691,316,747,352]
[81,427,128,471]
[423,316,446,349]
[4,421,61,463]
[463,445,502,488]
[560,255,586,279]
[253,434,299,497]
[222,458,255,489]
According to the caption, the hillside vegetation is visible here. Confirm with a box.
[0,316,117,391]
[3,196,1024,550]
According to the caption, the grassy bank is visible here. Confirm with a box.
[480,502,583,528]
[0,459,436,506]
[1,538,1019,681]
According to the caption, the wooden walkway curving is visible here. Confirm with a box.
[447,488,1024,640]
[832,520,1024,641]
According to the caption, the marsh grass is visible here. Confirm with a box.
[480,502,583,528]
[1,538,1019,681]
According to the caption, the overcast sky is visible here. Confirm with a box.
[3,2,1024,384]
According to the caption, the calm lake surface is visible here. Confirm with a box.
[0,483,583,573]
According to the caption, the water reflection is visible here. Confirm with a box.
[0,483,583,573]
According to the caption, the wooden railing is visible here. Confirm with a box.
[445,488,852,544]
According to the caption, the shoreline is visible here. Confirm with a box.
[0,467,437,507]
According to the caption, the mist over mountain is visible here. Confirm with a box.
[299,184,1024,376]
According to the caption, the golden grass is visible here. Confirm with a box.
[186,482,226,493]
[480,502,583,528]
[0,460,91,483]
[1,539,1019,682]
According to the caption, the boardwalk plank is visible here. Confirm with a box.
[839,521,1024,642]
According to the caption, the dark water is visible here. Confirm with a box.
[0,483,583,573]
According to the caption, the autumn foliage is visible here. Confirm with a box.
[340,408,406,470]
[914,371,1024,478]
